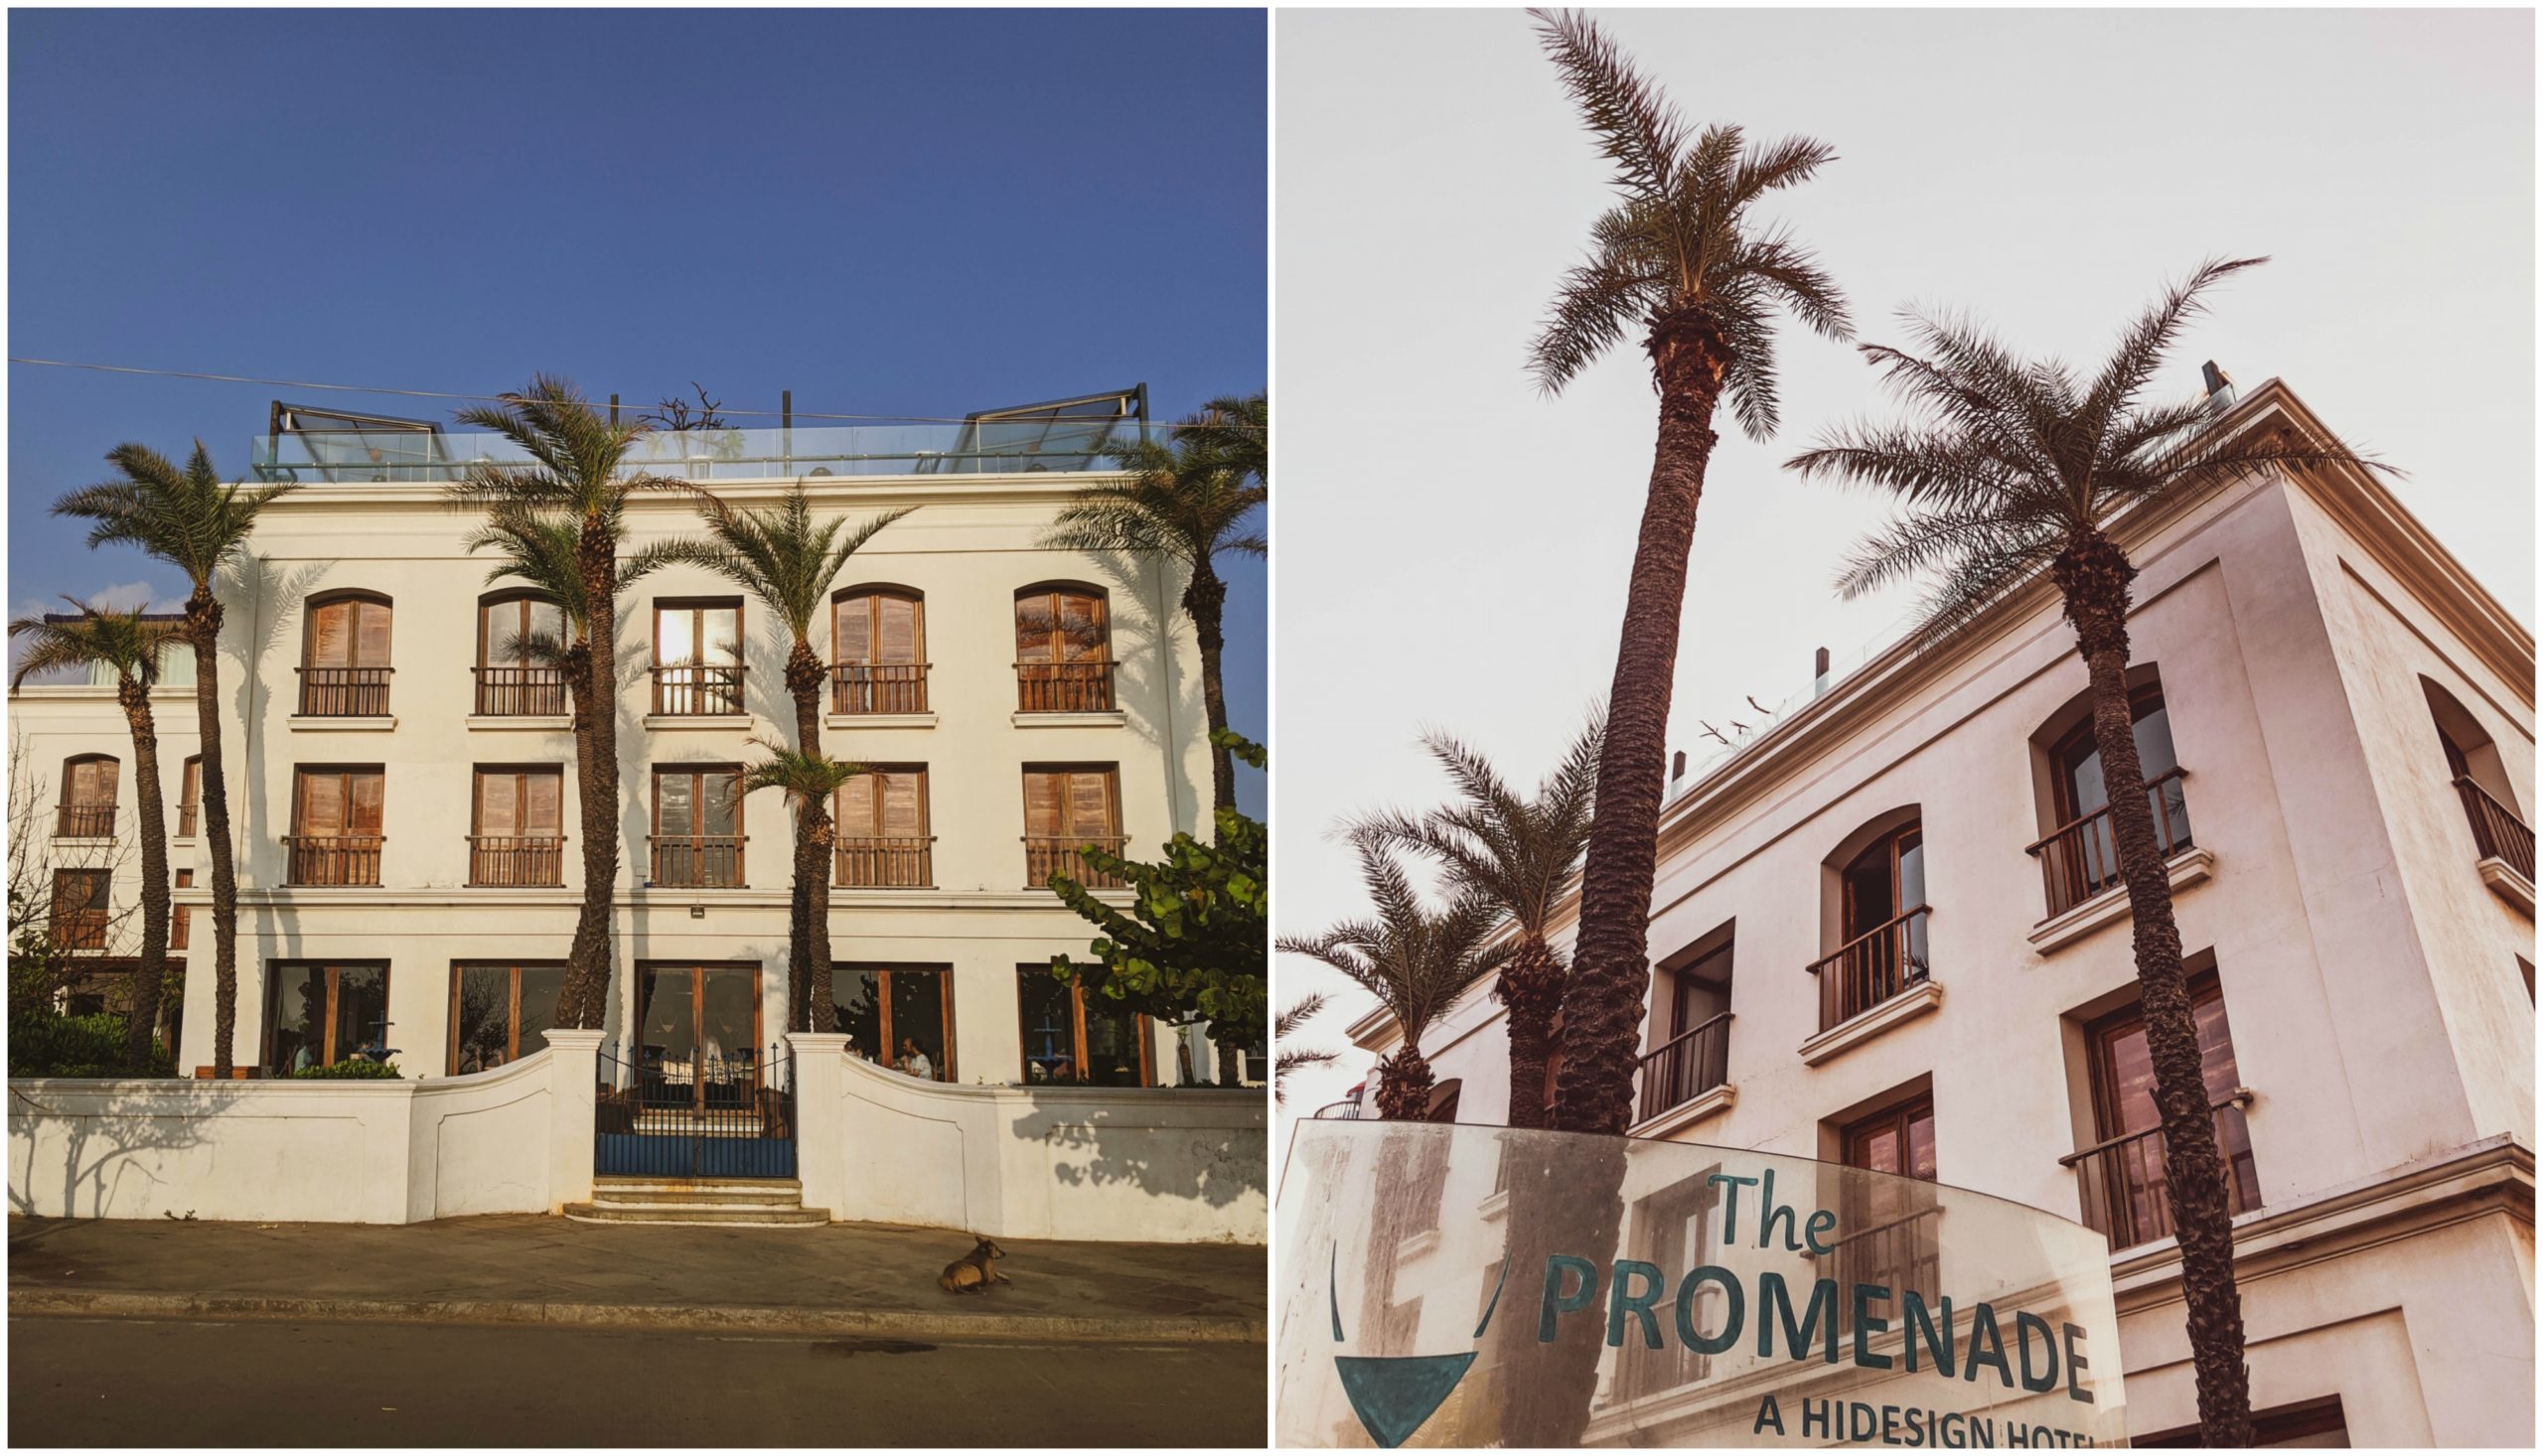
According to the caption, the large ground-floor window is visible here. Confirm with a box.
[1016,966,1153,1088]
[834,964,954,1081]
[449,961,566,1075]
[264,961,389,1075]
[633,962,762,1072]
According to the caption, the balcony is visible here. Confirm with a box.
[1634,1012,1732,1125]
[1015,661,1116,714]
[1811,1204,1943,1332]
[1024,835,1127,890]
[1310,1099,1365,1120]
[2455,777,2535,884]
[474,665,569,717]
[470,835,565,888]
[2029,768,2195,918]
[652,663,745,718]
[835,836,934,889]
[831,663,929,716]
[650,834,745,888]
[54,803,115,838]
[297,666,393,717]
[1808,906,1930,1034]
[285,834,383,887]
[2059,1093,2260,1250]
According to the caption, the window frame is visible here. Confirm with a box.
[50,868,111,949]
[1015,966,1154,1088]
[301,590,394,670]
[649,764,746,887]
[260,959,391,1073]
[834,963,958,1081]
[831,586,927,667]
[2048,682,2179,827]
[1011,582,1112,665]
[177,755,202,837]
[446,960,567,1075]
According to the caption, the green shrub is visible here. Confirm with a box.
[288,1059,403,1080]
[8,1009,175,1079]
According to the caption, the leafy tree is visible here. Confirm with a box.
[1276,832,1509,1119]
[448,375,709,1028]
[9,602,186,1065]
[1048,400,1267,817]
[738,740,867,1035]
[1353,709,1601,1127]
[55,444,300,1076]
[1046,734,1267,1086]
[1527,9,1851,1136]
[1789,256,2393,1446]
[653,485,911,1029]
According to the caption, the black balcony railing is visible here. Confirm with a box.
[285,834,383,886]
[650,834,745,888]
[470,835,565,887]
[474,665,569,717]
[1024,835,1127,890]
[2455,776,2536,883]
[2060,1094,2261,1250]
[1811,1204,1943,1333]
[1634,1011,1731,1123]
[297,666,393,717]
[1015,660,1116,713]
[835,836,934,888]
[2028,768,2195,918]
[1808,905,1931,1033]
[830,662,929,715]
[55,803,116,838]
[652,662,745,717]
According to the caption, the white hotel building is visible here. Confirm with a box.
[1328,378,2534,1446]
[13,390,1240,1093]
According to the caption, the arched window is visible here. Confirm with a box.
[300,590,393,716]
[831,587,927,714]
[177,755,202,837]
[2425,678,2533,880]
[476,591,566,716]
[56,754,118,838]
[1013,583,1114,712]
[1813,811,1927,1032]
[2033,679,2195,915]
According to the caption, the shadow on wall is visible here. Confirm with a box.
[1005,1088,1269,1215]
[1083,549,1204,835]
[8,1078,241,1222]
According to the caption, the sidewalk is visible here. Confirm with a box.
[7,1214,1266,1344]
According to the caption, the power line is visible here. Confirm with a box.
[5,356,1265,430]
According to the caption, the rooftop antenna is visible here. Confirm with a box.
[2200,361,2238,413]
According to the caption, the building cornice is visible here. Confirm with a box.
[229,470,1131,514]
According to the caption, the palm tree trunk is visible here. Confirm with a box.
[2056,530,2253,1447]
[1554,308,1728,1135]
[118,684,169,1069]
[1500,936,1566,1130]
[564,529,623,1031]
[1180,565,1238,821]
[787,645,823,1034]
[804,812,835,1035]
[187,595,239,1080]
[1374,1042,1433,1120]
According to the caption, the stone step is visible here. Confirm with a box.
[562,1201,832,1227]
[587,1186,806,1208]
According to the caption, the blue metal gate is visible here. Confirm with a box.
[594,1043,796,1179]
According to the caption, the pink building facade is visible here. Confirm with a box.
[1340,380,2534,1446]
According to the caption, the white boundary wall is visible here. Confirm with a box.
[8,1032,600,1224]
[792,1033,1267,1243]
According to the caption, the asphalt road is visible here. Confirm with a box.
[9,1316,1269,1447]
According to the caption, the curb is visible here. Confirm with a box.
[9,1288,1267,1345]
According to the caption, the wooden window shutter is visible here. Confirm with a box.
[882,770,926,835]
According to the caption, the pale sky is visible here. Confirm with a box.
[1271,7,2536,1143]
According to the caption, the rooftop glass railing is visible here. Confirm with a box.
[250,418,1160,484]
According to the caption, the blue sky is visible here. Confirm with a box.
[8,7,1267,812]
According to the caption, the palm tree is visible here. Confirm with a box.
[1275,836,1510,1118]
[54,444,300,1077]
[9,602,186,1065]
[738,741,867,1036]
[1272,991,1337,1105]
[1787,256,2394,1447]
[1178,391,1269,491]
[448,376,706,1030]
[1352,710,1602,1128]
[1047,404,1267,819]
[650,485,912,1030]
[1526,9,1851,1135]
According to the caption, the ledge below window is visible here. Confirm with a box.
[1796,979,1944,1067]
[826,712,938,731]
[1628,1082,1737,1139]
[2027,846,2217,955]
[466,714,572,732]
[2477,856,2534,918]
[287,715,396,732]
[1013,710,1126,729]
[641,714,755,733]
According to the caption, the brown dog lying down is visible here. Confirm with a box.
[938,1236,1012,1294]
